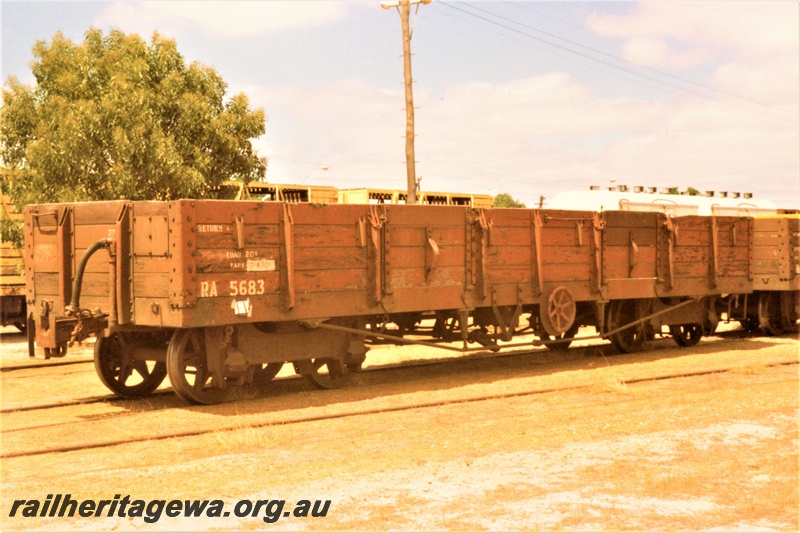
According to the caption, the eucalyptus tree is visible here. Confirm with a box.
[1,28,267,209]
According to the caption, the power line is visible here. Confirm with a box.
[435,1,796,123]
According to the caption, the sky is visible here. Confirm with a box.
[1,0,798,209]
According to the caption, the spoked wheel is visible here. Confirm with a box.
[669,324,703,347]
[605,299,646,353]
[251,362,285,385]
[167,328,232,405]
[94,332,167,398]
[542,286,577,337]
[298,358,352,390]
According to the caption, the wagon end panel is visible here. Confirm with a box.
[25,202,137,349]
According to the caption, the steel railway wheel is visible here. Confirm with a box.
[757,292,787,336]
[94,332,167,398]
[606,299,646,353]
[669,324,703,347]
[538,321,581,351]
[298,358,351,390]
[167,328,232,405]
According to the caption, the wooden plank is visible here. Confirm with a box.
[387,266,466,289]
[675,229,710,247]
[753,246,783,261]
[486,267,532,285]
[79,272,111,298]
[752,232,782,247]
[487,209,533,227]
[132,273,171,298]
[604,246,657,264]
[753,218,787,232]
[540,247,591,266]
[31,243,60,273]
[132,256,171,274]
[295,247,366,271]
[295,268,367,293]
[193,200,281,225]
[540,263,592,283]
[195,224,281,249]
[603,211,660,228]
[389,226,466,247]
[388,246,466,269]
[292,203,368,225]
[673,216,711,232]
[74,224,117,249]
[294,225,360,248]
[386,205,465,227]
[485,246,531,268]
[718,247,749,264]
[73,248,112,274]
[540,227,592,247]
[752,260,781,275]
[195,248,280,274]
[73,202,127,225]
[673,246,709,263]
[673,262,709,278]
[32,273,59,297]
[604,227,659,246]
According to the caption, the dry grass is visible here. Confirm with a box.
[213,416,277,448]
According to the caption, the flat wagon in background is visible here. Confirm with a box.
[1,194,27,333]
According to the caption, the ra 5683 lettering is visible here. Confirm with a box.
[199,280,266,298]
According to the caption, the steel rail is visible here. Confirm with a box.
[3,359,796,460]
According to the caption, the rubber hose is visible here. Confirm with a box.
[68,238,112,312]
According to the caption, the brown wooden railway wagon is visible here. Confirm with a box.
[23,200,795,403]
[730,214,800,335]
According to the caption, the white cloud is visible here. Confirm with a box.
[96,0,350,38]
[247,68,797,207]
[620,37,716,69]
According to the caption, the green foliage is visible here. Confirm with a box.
[493,193,526,208]
[666,186,701,196]
[0,218,24,249]
[1,28,267,208]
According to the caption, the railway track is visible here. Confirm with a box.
[0,327,770,414]
[3,334,797,460]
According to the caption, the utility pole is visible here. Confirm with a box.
[382,0,430,205]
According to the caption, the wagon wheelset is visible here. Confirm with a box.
[296,358,352,390]
[251,362,285,384]
[94,332,167,398]
[757,292,787,336]
[669,324,703,347]
[538,320,581,351]
[166,328,233,405]
[605,299,646,354]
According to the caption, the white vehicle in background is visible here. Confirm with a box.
[548,185,777,216]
